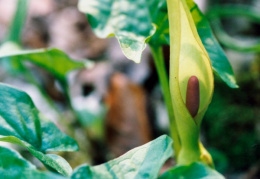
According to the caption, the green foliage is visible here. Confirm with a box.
[159,162,224,179]
[207,5,260,53]
[148,0,169,45]
[186,0,238,88]
[0,146,65,179]
[208,148,228,173]
[204,80,260,171]
[0,42,25,74]
[78,0,156,63]
[0,0,247,177]
[78,0,237,88]
[0,135,173,178]
[71,135,173,179]
[0,83,78,176]
[0,42,90,82]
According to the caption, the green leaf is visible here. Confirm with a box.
[0,42,26,74]
[186,0,238,88]
[0,146,35,176]
[0,42,91,82]
[159,162,225,179]
[71,135,173,179]
[78,0,156,63]
[147,0,169,45]
[0,146,66,179]
[0,83,79,176]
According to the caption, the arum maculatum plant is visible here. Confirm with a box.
[0,0,238,178]
[78,0,238,177]
[167,0,214,166]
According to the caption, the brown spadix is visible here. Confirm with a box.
[186,76,200,118]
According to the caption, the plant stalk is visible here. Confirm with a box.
[150,45,181,158]
[6,0,28,43]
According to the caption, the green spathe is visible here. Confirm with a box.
[167,0,213,165]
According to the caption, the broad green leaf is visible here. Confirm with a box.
[167,0,213,164]
[0,83,78,176]
[71,135,173,179]
[78,0,156,63]
[78,0,169,60]
[0,146,35,177]
[186,1,238,88]
[0,146,66,179]
[159,162,225,179]
[0,42,91,82]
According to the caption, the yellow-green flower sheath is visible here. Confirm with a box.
[167,0,214,166]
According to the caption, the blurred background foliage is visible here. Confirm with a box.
[203,0,260,178]
[0,0,259,178]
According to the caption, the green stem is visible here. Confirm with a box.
[150,45,181,158]
[6,0,28,43]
